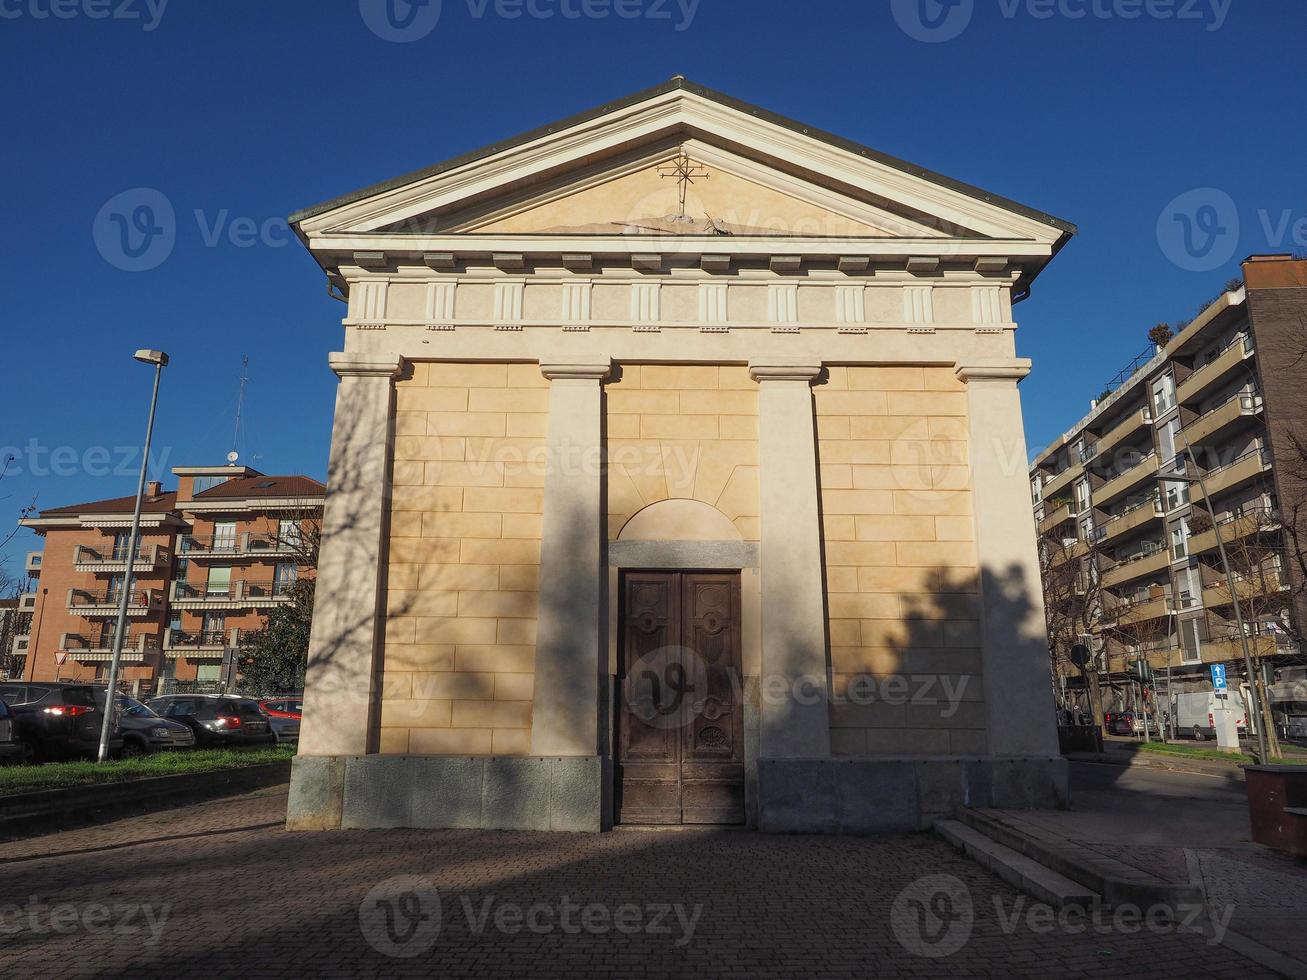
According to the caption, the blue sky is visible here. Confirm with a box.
[3,0,1305,574]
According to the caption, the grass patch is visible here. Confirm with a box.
[0,746,294,795]
[1137,741,1255,764]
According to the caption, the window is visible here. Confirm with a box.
[273,563,298,592]
[278,519,302,550]
[173,558,189,582]
[206,566,232,596]
[105,574,125,601]
[1153,374,1176,415]
[192,475,229,494]
[201,612,226,638]
[1080,516,1095,541]
[1164,480,1190,511]
[1180,619,1203,663]
[212,521,237,551]
[1171,523,1188,559]
[111,531,133,560]
[1074,479,1091,515]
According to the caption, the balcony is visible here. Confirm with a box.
[1201,562,1288,609]
[1092,497,1163,546]
[1101,543,1169,588]
[25,551,42,576]
[169,579,296,610]
[1183,392,1263,447]
[1195,447,1272,501]
[1093,453,1159,508]
[17,592,37,614]
[56,632,156,663]
[1038,501,1075,535]
[1188,508,1279,557]
[1109,590,1172,626]
[1040,462,1082,501]
[163,627,239,660]
[1089,408,1153,464]
[10,634,29,659]
[66,587,162,617]
[1177,334,1254,406]
[72,542,170,573]
[179,531,303,560]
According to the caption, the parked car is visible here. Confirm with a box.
[144,694,275,748]
[0,683,122,762]
[101,693,195,756]
[0,696,22,764]
[259,696,302,744]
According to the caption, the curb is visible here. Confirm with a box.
[0,760,292,838]
[1066,751,1249,779]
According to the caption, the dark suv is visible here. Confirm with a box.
[145,695,275,748]
[0,683,123,762]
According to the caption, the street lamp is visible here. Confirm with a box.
[1156,450,1269,764]
[96,349,169,763]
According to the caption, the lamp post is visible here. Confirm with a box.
[96,349,169,763]
[1157,450,1268,764]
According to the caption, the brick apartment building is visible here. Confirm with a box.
[1031,254,1307,715]
[10,465,324,694]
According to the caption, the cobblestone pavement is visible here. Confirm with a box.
[0,787,1270,979]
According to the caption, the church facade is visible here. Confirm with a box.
[287,78,1074,833]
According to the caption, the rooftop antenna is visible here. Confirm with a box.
[230,355,249,465]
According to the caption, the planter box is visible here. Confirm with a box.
[1245,764,1307,857]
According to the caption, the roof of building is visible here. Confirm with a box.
[288,75,1077,236]
[38,490,180,517]
[192,475,325,499]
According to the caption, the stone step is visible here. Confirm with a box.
[935,819,1098,910]
[956,807,1204,910]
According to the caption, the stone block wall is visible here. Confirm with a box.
[380,362,546,755]
[605,364,760,541]
[814,365,987,756]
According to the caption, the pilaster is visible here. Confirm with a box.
[297,352,404,757]
[750,357,831,759]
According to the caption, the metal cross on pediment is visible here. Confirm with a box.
[657,150,709,219]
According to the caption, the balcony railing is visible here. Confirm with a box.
[1194,447,1272,500]
[72,542,169,571]
[179,531,302,558]
[1177,334,1254,405]
[57,631,158,660]
[169,579,296,606]
[1091,496,1163,545]
[1040,462,1082,500]
[1183,391,1263,447]
[1187,506,1279,556]
[66,587,161,615]
[1089,408,1153,463]
[1100,542,1169,588]
[1093,452,1159,507]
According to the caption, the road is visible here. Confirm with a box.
[1070,759,1247,805]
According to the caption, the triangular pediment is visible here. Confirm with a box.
[425,140,942,239]
[292,78,1074,262]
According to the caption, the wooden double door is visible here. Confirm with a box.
[616,571,745,825]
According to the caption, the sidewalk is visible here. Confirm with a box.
[989,763,1307,976]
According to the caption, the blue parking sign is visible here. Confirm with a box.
[1210,664,1227,690]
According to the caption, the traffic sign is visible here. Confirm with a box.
[1210,663,1228,691]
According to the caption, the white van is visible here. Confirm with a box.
[1172,689,1253,741]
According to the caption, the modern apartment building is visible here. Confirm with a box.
[1032,255,1307,707]
[14,465,324,693]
